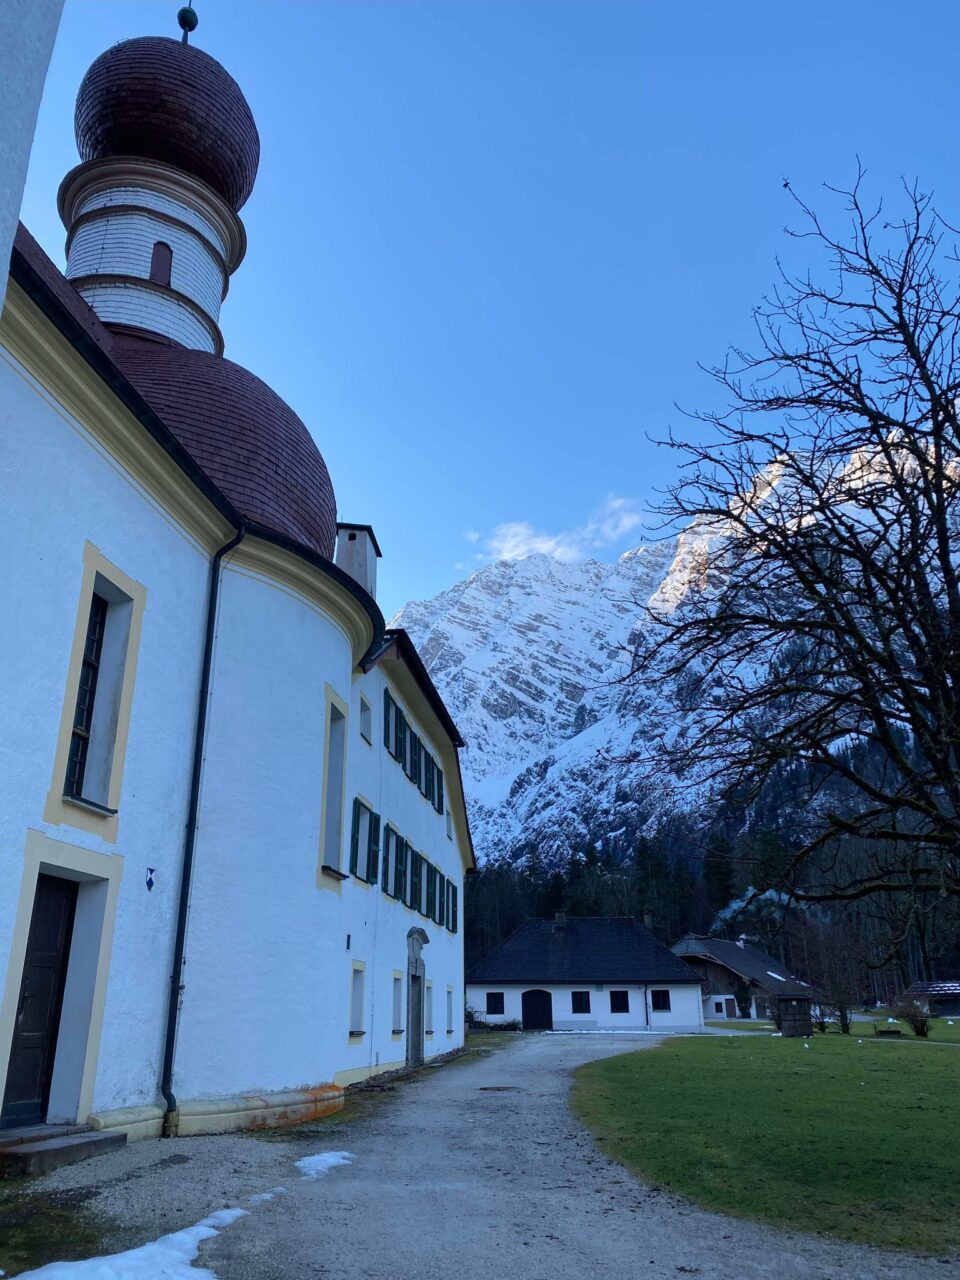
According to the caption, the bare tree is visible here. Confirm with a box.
[634,171,960,906]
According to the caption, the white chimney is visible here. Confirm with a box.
[335,524,381,599]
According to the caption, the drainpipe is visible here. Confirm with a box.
[160,525,246,1137]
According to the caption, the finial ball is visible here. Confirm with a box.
[177,6,199,34]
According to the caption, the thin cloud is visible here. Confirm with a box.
[469,495,645,564]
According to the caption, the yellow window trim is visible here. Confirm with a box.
[317,684,350,889]
[43,541,147,843]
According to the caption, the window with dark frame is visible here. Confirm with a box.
[651,989,671,1012]
[486,992,505,1015]
[65,592,108,800]
[609,990,630,1014]
[714,1001,723,1014]
[359,696,372,744]
[149,240,172,287]
[571,991,591,1014]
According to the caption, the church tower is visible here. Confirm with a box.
[57,9,259,355]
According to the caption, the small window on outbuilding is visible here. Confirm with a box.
[571,991,591,1014]
[651,989,672,1012]
[714,1001,723,1014]
[149,241,173,287]
[609,990,629,1014]
[486,992,505,1015]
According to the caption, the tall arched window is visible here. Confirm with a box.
[149,241,172,287]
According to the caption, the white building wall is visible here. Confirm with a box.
[172,575,467,1101]
[73,282,216,352]
[76,186,229,258]
[67,212,226,319]
[0,344,210,1115]
[0,0,63,313]
[467,983,703,1033]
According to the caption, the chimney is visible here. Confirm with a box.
[335,524,382,599]
[736,935,747,949]
[553,911,567,933]
[643,911,654,932]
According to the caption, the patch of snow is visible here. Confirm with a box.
[766,970,786,981]
[295,1151,354,1180]
[17,1208,247,1278]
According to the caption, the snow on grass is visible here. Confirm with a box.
[295,1151,354,1180]
[17,1208,247,1278]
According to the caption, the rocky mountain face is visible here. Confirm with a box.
[392,532,714,866]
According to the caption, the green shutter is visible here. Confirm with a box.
[383,689,393,751]
[424,754,434,804]
[434,767,444,815]
[437,873,446,926]
[348,798,361,875]
[410,852,421,911]
[381,827,392,891]
[367,812,381,884]
[394,837,406,900]
[424,863,435,919]
[449,884,458,933]
[396,711,407,769]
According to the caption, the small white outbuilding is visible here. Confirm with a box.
[466,915,704,1033]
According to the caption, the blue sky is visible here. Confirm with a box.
[21,0,960,617]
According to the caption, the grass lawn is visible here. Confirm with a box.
[871,1015,960,1045]
[464,1031,521,1054]
[571,1035,960,1254]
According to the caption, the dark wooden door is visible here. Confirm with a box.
[407,974,424,1067]
[521,988,553,1031]
[725,998,737,1018]
[1,875,77,1129]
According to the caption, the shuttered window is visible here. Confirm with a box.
[423,753,435,804]
[409,850,422,912]
[408,733,422,787]
[365,812,381,884]
[447,883,458,934]
[424,862,436,919]
[395,709,408,771]
[381,826,394,891]
[395,836,408,901]
[436,872,446,926]
[434,766,444,815]
[349,800,380,883]
[383,688,394,751]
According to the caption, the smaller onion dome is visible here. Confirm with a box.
[75,36,260,211]
[112,335,337,558]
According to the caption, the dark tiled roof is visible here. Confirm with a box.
[13,224,114,352]
[112,334,337,558]
[75,36,260,210]
[904,981,960,997]
[467,918,701,985]
[672,934,807,994]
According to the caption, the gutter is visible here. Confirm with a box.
[160,524,246,1136]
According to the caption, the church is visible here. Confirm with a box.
[0,11,474,1150]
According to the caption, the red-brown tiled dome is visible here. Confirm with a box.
[75,37,260,210]
[112,335,337,557]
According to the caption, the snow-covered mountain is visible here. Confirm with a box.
[392,534,711,865]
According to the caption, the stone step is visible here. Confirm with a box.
[0,1129,125,1176]
[0,1123,91,1148]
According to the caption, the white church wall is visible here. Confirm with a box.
[171,585,467,1101]
[75,281,217,352]
[68,210,226,320]
[0,345,211,1117]
[466,982,703,1033]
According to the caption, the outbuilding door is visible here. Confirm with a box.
[521,989,553,1031]
[1,875,77,1129]
[724,998,736,1018]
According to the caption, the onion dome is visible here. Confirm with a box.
[112,335,337,558]
[75,36,260,210]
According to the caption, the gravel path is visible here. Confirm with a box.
[19,1033,960,1279]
